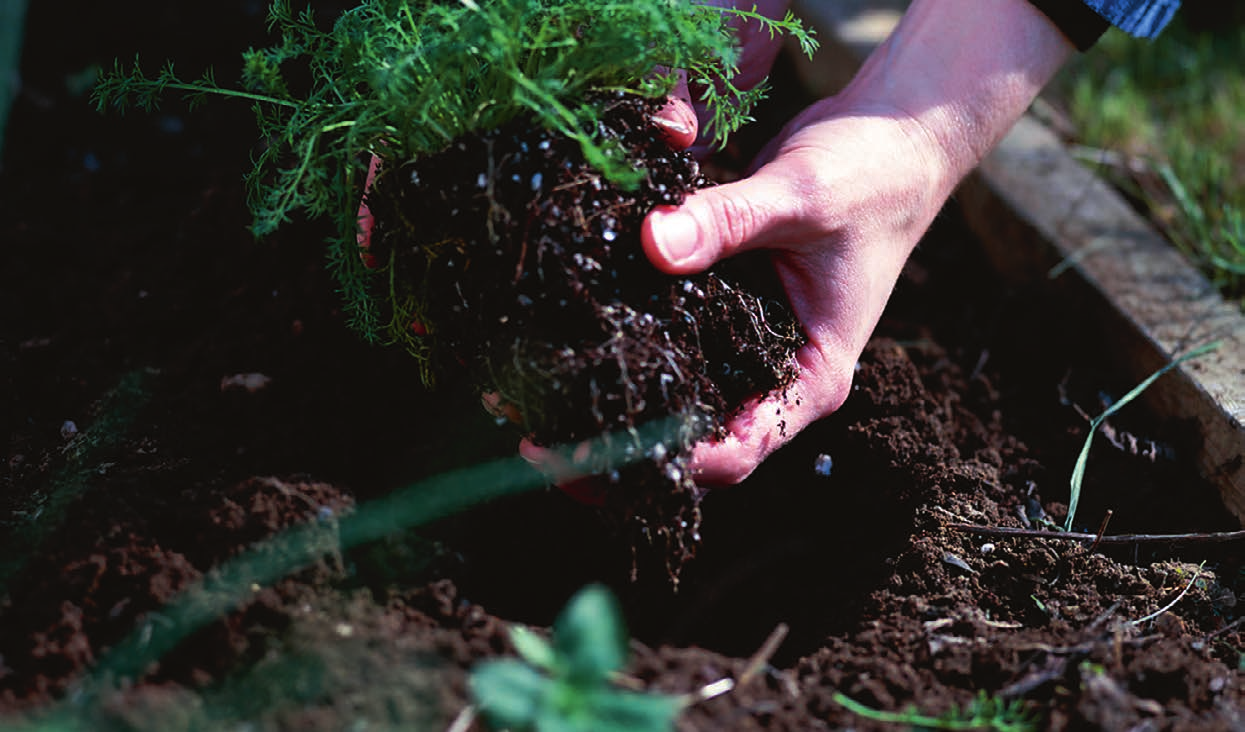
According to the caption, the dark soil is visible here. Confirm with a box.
[2,2,1242,730]
[364,94,800,579]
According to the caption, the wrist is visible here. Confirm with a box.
[839,0,1073,190]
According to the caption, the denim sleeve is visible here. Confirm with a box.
[1079,0,1181,39]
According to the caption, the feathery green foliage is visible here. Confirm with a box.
[92,0,816,345]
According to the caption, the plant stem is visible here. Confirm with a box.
[166,82,300,109]
[946,523,1245,546]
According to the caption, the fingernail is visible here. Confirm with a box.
[653,116,690,136]
[652,209,700,264]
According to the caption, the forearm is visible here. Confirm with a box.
[838,0,1075,200]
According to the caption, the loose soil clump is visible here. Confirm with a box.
[365,94,801,576]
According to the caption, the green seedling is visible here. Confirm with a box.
[92,0,815,350]
[470,584,680,732]
[1064,339,1219,531]
[833,690,1037,732]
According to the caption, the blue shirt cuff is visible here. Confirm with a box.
[1080,0,1181,39]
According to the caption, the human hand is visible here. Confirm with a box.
[644,0,1074,484]
[643,100,954,484]
[517,102,939,490]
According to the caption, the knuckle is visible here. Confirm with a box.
[710,190,763,255]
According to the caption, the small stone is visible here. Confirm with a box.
[220,373,273,393]
[813,453,833,477]
[942,553,976,575]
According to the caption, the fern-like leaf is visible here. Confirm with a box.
[95,0,817,353]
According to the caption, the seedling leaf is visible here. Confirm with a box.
[510,624,558,673]
[553,584,629,685]
[471,658,548,729]
[471,584,681,731]
[575,686,681,732]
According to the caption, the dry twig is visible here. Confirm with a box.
[1129,562,1204,626]
[946,523,1245,546]
[685,622,789,705]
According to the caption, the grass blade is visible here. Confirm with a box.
[1065,340,1221,531]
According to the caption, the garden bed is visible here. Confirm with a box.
[1,2,1242,730]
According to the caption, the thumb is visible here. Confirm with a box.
[641,173,790,274]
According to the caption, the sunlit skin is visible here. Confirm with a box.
[639,0,1074,484]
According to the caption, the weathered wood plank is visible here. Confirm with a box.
[789,0,1245,523]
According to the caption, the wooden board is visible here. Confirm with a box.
[789,0,1245,524]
